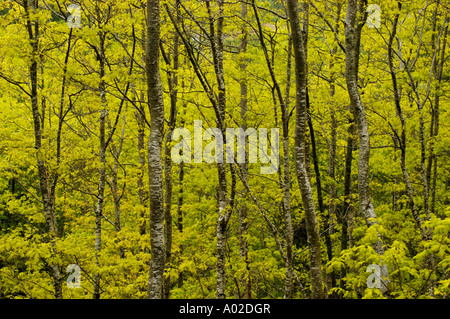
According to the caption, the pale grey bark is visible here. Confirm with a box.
[146,0,166,299]
[344,0,384,255]
[286,0,324,299]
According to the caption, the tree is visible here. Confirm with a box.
[286,0,324,299]
[344,0,384,256]
[0,0,449,301]
[146,0,166,299]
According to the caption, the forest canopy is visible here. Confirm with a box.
[0,0,449,299]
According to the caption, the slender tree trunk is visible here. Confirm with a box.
[137,115,147,234]
[94,107,106,299]
[430,21,447,216]
[286,0,324,299]
[50,28,73,240]
[136,93,147,239]
[92,19,109,297]
[108,115,126,259]
[207,0,231,299]
[327,89,337,293]
[162,24,180,299]
[112,165,124,259]
[177,160,184,288]
[344,0,384,255]
[137,19,148,241]
[146,0,166,299]
[24,0,63,299]
[336,115,355,292]
[341,115,355,252]
[387,4,427,241]
[306,90,332,283]
[177,59,187,291]
[429,11,448,217]
[282,77,294,300]
[326,2,341,293]
[426,4,447,296]
[238,0,251,299]
[420,114,431,224]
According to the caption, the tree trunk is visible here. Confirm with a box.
[387,4,427,241]
[177,59,187,291]
[344,0,384,255]
[282,68,293,300]
[208,0,231,299]
[108,115,126,259]
[94,107,106,299]
[251,0,294,298]
[24,0,63,299]
[238,0,251,299]
[429,6,448,217]
[162,24,180,299]
[306,90,332,284]
[341,115,354,252]
[286,0,324,299]
[326,2,341,293]
[146,0,166,299]
[92,19,108,297]
[136,96,147,239]
[166,0,232,298]
[137,19,148,241]
[177,160,185,288]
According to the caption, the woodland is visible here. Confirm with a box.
[0,0,449,299]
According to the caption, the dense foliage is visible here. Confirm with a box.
[0,0,449,299]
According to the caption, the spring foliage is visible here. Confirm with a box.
[0,0,449,299]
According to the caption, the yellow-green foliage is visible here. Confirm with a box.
[0,0,449,299]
